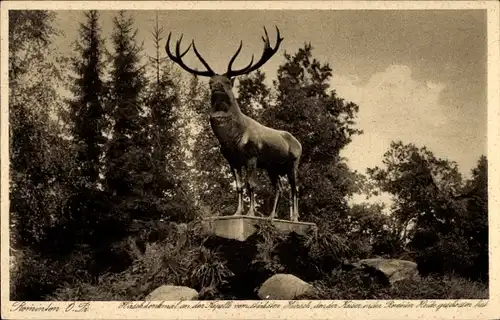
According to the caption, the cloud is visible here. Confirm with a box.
[333,65,486,207]
[333,65,476,179]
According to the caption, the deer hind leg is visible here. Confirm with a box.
[246,157,258,217]
[232,166,244,216]
[268,172,281,220]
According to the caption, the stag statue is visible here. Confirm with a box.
[165,27,302,222]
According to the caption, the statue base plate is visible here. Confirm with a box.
[201,215,317,241]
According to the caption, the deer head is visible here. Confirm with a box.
[165,26,283,104]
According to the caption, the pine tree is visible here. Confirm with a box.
[105,11,148,225]
[59,10,113,252]
[142,14,195,222]
[68,10,107,190]
[145,14,175,199]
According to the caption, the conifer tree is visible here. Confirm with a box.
[146,14,174,198]
[105,11,148,224]
[68,10,107,190]
[143,14,195,222]
[60,10,112,250]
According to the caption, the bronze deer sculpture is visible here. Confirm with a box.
[165,27,302,222]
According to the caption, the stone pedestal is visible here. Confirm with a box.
[201,215,317,241]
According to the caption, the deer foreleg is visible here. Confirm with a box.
[288,165,300,222]
[232,167,244,216]
[246,157,258,217]
[293,165,300,222]
[293,189,299,222]
[269,174,281,219]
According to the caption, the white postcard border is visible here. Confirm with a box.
[1,1,499,319]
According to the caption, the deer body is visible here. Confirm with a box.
[166,27,301,221]
[210,94,300,170]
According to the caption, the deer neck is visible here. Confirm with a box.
[210,92,243,119]
[210,93,246,147]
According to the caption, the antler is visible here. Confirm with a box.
[165,32,215,77]
[225,26,284,78]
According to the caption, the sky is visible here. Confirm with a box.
[53,9,487,187]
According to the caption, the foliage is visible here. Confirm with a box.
[190,247,235,292]
[9,11,62,85]
[368,142,488,281]
[250,221,288,275]
[305,224,370,263]
[347,203,403,257]
[248,223,369,283]
[48,222,234,301]
[9,10,74,250]
[11,248,95,300]
[300,272,488,300]
[461,155,488,281]
[28,219,488,301]
[299,269,391,300]
[142,20,196,223]
[67,10,107,189]
[368,141,464,233]
[11,10,200,300]
[52,10,114,255]
[105,10,151,228]
[236,70,271,119]
[262,43,363,224]
[389,275,488,299]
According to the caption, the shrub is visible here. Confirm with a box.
[390,275,488,299]
[250,221,287,275]
[49,221,235,300]
[11,248,95,301]
[299,268,391,300]
[19,218,489,301]
[11,249,62,301]
[302,224,371,271]
[298,270,488,300]
[189,246,234,294]
[49,274,130,301]
[246,221,372,283]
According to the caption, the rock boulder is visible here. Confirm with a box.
[258,274,314,300]
[348,258,419,285]
[145,285,199,301]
